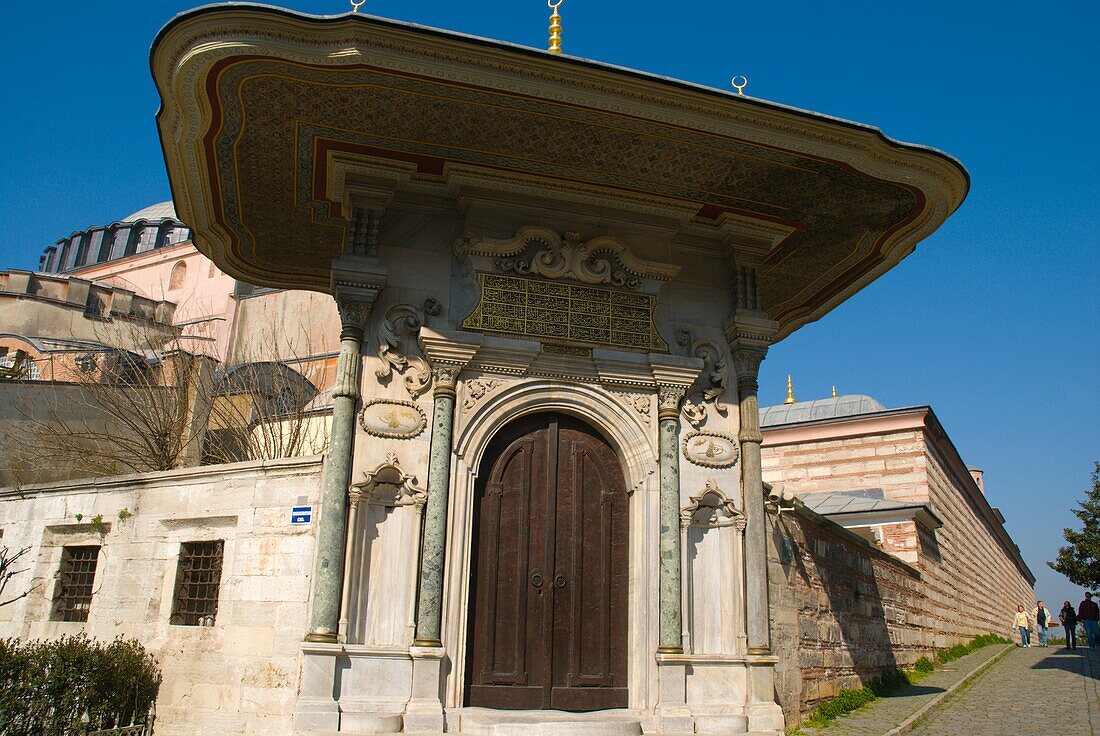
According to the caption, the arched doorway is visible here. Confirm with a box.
[465,412,629,711]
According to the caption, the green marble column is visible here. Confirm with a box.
[657,386,686,654]
[306,298,373,642]
[732,346,770,654]
[413,364,460,647]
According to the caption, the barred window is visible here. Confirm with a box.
[51,546,100,622]
[171,540,225,626]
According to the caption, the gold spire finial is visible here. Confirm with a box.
[548,0,563,55]
[832,385,837,398]
[784,374,796,405]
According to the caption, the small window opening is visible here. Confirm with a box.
[171,540,224,626]
[51,546,100,622]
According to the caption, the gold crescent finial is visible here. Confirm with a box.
[731,75,748,96]
[784,374,796,405]
[548,0,564,55]
[350,0,366,12]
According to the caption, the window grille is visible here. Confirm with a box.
[171,540,224,626]
[52,546,100,622]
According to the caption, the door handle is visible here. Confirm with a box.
[531,571,544,588]
[554,573,567,588]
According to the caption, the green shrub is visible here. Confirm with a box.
[0,634,160,736]
[791,633,1011,733]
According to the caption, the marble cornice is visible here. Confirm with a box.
[153,5,969,342]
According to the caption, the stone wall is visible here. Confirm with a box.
[769,508,927,723]
[919,435,1034,642]
[0,456,323,736]
[762,411,1034,648]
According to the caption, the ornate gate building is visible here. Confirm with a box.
[146,5,965,734]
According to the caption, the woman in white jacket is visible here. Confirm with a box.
[1013,605,1031,647]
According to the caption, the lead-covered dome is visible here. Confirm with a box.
[122,201,178,222]
[38,201,191,274]
[760,394,887,427]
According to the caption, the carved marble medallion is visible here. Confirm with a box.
[681,430,739,468]
[359,399,427,439]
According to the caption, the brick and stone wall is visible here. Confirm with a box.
[769,507,928,723]
[0,456,323,736]
[919,436,1034,642]
[762,411,1034,649]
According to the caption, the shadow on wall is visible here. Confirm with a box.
[769,509,925,719]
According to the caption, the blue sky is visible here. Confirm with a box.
[1,1,1097,609]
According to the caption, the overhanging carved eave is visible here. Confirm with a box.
[152,5,968,339]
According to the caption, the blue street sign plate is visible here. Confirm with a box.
[291,506,312,524]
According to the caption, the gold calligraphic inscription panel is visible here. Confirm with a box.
[463,273,668,352]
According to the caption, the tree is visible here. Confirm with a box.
[1048,462,1100,590]
[0,546,38,608]
[0,314,328,486]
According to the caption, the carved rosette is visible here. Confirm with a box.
[611,391,653,425]
[462,377,505,410]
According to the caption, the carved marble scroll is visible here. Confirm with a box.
[376,304,432,398]
[681,340,729,427]
[457,226,680,289]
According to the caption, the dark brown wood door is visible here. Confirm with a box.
[466,413,628,711]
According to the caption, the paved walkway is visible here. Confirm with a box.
[799,644,1011,736]
[911,646,1100,735]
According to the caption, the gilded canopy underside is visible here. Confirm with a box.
[153,7,968,339]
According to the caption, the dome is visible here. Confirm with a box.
[122,201,178,222]
[760,394,887,427]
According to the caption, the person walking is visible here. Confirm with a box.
[1060,600,1078,649]
[1079,592,1100,649]
[1034,600,1051,646]
[1014,604,1031,647]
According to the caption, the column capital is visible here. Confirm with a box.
[724,311,778,354]
[725,310,778,388]
[332,257,388,337]
[657,385,686,421]
[419,327,483,399]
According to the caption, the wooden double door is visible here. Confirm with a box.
[466,413,629,711]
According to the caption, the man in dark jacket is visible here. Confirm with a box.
[1060,601,1078,649]
[1078,592,1100,649]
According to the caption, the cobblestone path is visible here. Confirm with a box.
[799,644,1011,736]
[911,646,1100,735]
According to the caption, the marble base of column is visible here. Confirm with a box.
[654,653,694,733]
[746,653,785,733]
[404,645,447,732]
[294,642,342,731]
